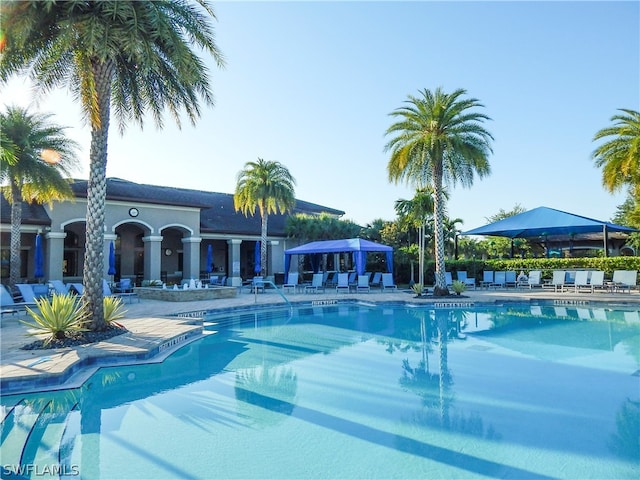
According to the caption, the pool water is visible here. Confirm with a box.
[1,303,639,479]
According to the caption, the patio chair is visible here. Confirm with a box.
[305,273,326,294]
[479,271,494,289]
[445,271,453,287]
[573,270,591,293]
[49,280,69,295]
[16,284,49,303]
[544,270,566,292]
[106,278,139,303]
[347,272,358,290]
[588,270,607,293]
[283,272,299,293]
[381,273,398,291]
[456,271,476,290]
[491,271,506,289]
[505,271,517,288]
[114,278,134,294]
[526,270,543,289]
[336,273,350,294]
[247,276,265,294]
[0,284,35,312]
[611,270,638,293]
[209,275,219,285]
[356,275,370,293]
[370,272,383,289]
[68,283,84,295]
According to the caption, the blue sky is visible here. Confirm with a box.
[2,1,639,232]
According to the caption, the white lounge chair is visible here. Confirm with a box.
[456,271,476,290]
[336,273,350,294]
[356,275,370,293]
[381,273,397,291]
[305,273,325,294]
[283,272,299,293]
[545,270,566,292]
[526,270,543,289]
[573,270,591,293]
[589,270,607,293]
[611,270,638,293]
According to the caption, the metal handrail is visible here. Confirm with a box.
[253,279,292,309]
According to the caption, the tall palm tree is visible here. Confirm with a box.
[385,88,493,295]
[0,1,224,329]
[234,158,296,276]
[0,106,79,288]
[592,108,640,200]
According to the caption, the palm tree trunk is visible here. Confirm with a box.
[9,183,22,289]
[433,161,448,295]
[83,60,115,330]
[260,214,268,276]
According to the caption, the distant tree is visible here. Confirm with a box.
[235,159,296,275]
[386,88,493,295]
[0,0,225,330]
[0,106,79,288]
[285,213,362,242]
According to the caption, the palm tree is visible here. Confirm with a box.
[385,88,493,296]
[394,188,435,288]
[0,106,79,289]
[592,109,640,195]
[0,1,224,330]
[234,159,296,276]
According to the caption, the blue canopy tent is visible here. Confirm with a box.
[461,206,637,257]
[284,238,394,282]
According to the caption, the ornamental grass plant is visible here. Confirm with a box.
[21,293,88,345]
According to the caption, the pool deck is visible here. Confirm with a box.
[2,286,639,395]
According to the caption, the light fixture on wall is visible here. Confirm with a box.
[165,248,173,256]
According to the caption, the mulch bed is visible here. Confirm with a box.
[21,325,127,350]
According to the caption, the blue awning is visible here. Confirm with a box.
[461,206,637,239]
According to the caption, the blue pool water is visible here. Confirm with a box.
[1,302,639,479]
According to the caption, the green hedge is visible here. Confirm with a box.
[422,257,639,283]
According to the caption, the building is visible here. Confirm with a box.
[0,178,344,287]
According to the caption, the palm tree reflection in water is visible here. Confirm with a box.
[399,309,500,439]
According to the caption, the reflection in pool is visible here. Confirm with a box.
[1,303,639,479]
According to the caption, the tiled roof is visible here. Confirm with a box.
[1,178,344,237]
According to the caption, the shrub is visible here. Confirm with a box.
[21,293,88,345]
[103,296,127,325]
[451,280,466,294]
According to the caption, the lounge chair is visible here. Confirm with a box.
[114,278,134,294]
[283,272,299,293]
[588,270,606,293]
[445,271,453,287]
[370,272,383,289]
[0,284,36,312]
[347,272,358,290]
[491,271,506,289]
[49,280,69,295]
[456,271,476,290]
[68,283,84,295]
[356,275,370,293]
[16,284,49,303]
[611,270,638,293]
[479,271,494,289]
[336,273,350,294]
[526,270,543,289]
[381,273,397,291]
[305,273,325,294]
[505,271,517,288]
[573,270,591,293]
[544,270,566,292]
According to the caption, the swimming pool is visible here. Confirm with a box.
[1,302,639,479]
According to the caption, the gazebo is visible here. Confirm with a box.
[461,206,637,257]
[284,238,393,281]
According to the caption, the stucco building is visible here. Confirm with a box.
[0,178,344,287]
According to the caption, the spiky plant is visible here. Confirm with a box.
[103,296,127,325]
[21,293,88,345]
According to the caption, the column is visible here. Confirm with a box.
[104,234,117,279]
[181,236,202,281]
[269,240,283,276]
[227,239,242,286]
[45,231,66,281]
[143,235,163,282]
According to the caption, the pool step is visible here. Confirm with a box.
[0,399,48,467]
